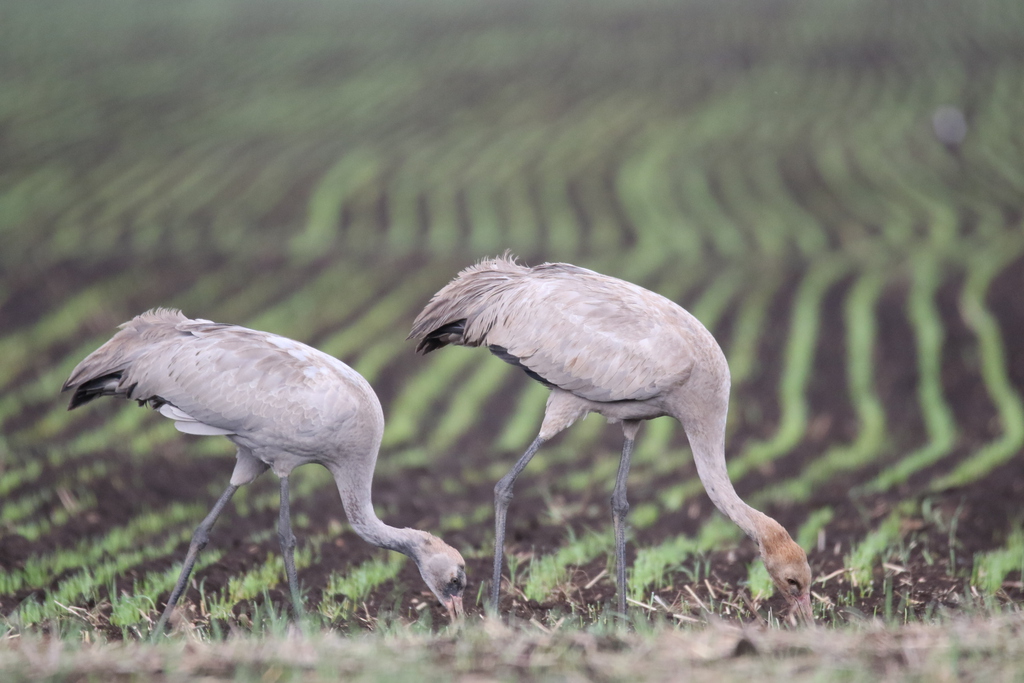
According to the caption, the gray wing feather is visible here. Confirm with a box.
[410,258,700,403]
[64,308,366,438]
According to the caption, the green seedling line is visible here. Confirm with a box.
[178,260,302,325]
[148,147,284,255]
[2,460,107,542]
[846,510,904,589]
[537,158,582,257]
[674,162,746,260]
[315,263,441,364]
[745,561,775,600]
[427,358,514,454]
[932,240,1024,490]
[319,552,406,613]
[19,527,200,624]
[291,147,381,260]
[108,558,228,629]
[77,144,226,239]
[532,114,627,257]
[522,528,614,603]
[128,147,248,245]
[350,335,410,385]
[0,459,43,499]
[0,167,81,267]
[757,268,889,504]
[869,144,960,252]
[973,528,1024,594]
[0,270,137,391]
[454,124,545,255]
[218,544,316,611]
[230,465,332,521]
[561,451,621,496]
[501,171,547,256]
[563,100,642,255]
[0,337,103,429]
[242,265,379,341]
[836,72,919,245]
[422,132,495,256]
[630,515,741,601]
[714,157,789,259]
[421,179,462,255]
[381,352,482,451]
[208,143,321,233]
[494,381,550,455]
[810,140,874,245]
[796,507,834,552]
[3,501,208,594]
[727,256,852,481]
[616,125,703,262]
[862,255,957,493]
[971,69,1024,201]
[385,135,453,253]
[464,180,503,255]
[47,156,168,236]
[529,402,606,477]
[571,164,624,255]
[725,266,783,388]
[747,153,828,259]
[0,489,53,528]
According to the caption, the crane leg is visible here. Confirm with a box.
[153,483,239,638]
[277,476,305,621]
[491,436,546,614]
[611,428,638,616]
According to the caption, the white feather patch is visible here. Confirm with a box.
[158,403,234,435]
[173,421,235,436]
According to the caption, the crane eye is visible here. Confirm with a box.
[786,578,802,592]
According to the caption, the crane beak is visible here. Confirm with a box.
[790,593,814,625]
[443,595,464,621]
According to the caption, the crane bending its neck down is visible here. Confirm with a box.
[63,308,466,633]
[409,255,813,622]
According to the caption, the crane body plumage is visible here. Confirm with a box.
[63,309,466,633]
[410,255,813,621]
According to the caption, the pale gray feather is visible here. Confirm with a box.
[63,308,467,624]
[409,255,812,621]
[410,255,701,402]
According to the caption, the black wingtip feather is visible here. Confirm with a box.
[65,372,123,411]
[416,320,466,355]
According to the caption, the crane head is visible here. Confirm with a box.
[413,534,467,621]
[758,520,814,624]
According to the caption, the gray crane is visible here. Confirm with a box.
[63,308,466,634]
[409,255,813,622]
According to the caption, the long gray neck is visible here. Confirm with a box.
[676,382,766,544]
[330,466,424,558]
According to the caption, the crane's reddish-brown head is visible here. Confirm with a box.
[412,534,467,621]
[758,519,813,623]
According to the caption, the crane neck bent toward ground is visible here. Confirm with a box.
[62,308,467,633]
[409,255,813,622]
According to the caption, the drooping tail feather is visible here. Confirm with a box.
[62,307,188,410]
[413,320,466,354]
[408,254,527,354]
[64,373,125,409]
